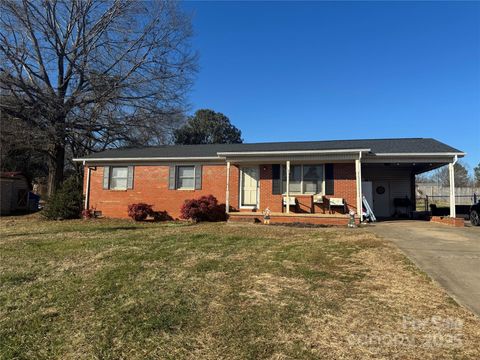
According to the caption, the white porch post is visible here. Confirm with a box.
[286,160,290,214]
[449,155,457,218]
[355,152,363,222]
[226,161,231,214]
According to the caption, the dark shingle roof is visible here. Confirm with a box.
[80,138,463,159]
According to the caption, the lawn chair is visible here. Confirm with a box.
[283,195,297,212]
[313,194,325,213]
[328,197,346,214]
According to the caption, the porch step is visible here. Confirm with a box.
[227,215,261,223]
[227,212,353,226]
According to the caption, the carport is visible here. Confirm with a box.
[359,152,463,219]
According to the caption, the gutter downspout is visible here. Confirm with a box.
[226,162,230,215]
[84,161,91,210]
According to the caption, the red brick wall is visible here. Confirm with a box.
[84,162,357,219]
[430,216,464,227]
[259,164,283,212]
[329,163,357,213]
[86,164,231,219]
[229,165,240,210]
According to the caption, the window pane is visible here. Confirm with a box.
[281,165,301,180]
[304,180,322,193]
[303,165,322,180]
[289,181,301,193]
[177,166,195,189]
[282,180,301,193]
[303,165,323,193]
[282,165,301,193]
[110,178,127,190]
[285,165,301,180]
[112,167,128,178]
[178,177,194,189]
[178,166,194,178]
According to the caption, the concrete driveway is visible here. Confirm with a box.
[368,221,480,316]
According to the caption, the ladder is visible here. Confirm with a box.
[362,195,377,222]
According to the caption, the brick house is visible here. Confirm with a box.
[74,138,464,225]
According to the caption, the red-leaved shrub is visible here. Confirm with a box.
[180,195,226,222]
[128,203,153,221]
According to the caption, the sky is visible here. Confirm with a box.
[182,1,480,171]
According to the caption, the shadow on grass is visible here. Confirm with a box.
[2,226,142,238]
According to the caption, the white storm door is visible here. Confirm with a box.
[362,181,373,210]
[241,167,259,207]
[373,181,390,217]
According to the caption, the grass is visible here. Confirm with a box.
[1,214,479,359]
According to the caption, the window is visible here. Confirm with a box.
[110,167,128,190]
[303,165,323,193]
[176,165,195,189]
[282,165,301,193]
[281,164,324,194]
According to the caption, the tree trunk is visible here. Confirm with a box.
[47,144,65,196]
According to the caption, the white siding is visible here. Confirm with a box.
[363,166,413,217]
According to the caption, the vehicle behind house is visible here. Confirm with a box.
[470,202,480,226]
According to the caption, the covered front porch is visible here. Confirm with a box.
[221,149,366,224]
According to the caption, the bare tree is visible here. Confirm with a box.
[428,161,472,187]
[0,0,197,194]
[0,103,48,183]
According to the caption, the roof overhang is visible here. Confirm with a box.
[362,152,465,164]
[73,150,465,164]
[372,152,465,157]
[73,156,222,162]
[217,148,371,157]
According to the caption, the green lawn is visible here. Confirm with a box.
[1,215,479,359]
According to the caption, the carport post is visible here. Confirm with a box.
[286,160,290,214]
[355,152,363,222]
[449,155,457,218]
[226,161,230,214]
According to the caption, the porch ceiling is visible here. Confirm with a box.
[362,162,448,175]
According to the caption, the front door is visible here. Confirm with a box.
[373,181,390,217]
[241,166,259,208]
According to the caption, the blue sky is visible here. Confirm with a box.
[183,1,480,171]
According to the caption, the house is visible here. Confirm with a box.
[0,172,30,215]
[74,138,464,225]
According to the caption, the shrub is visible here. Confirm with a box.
[128,203,153,221]
[42,177,83,220]
[180,195,226,222]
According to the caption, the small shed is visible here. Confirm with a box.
[0,172,30,215]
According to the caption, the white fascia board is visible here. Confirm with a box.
[373,152,465,157]
[217,149,371,156]
[72,156,223,162]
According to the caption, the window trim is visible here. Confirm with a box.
[175,165,196,190]
[280,164,325,195]
[109,166,129,191]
